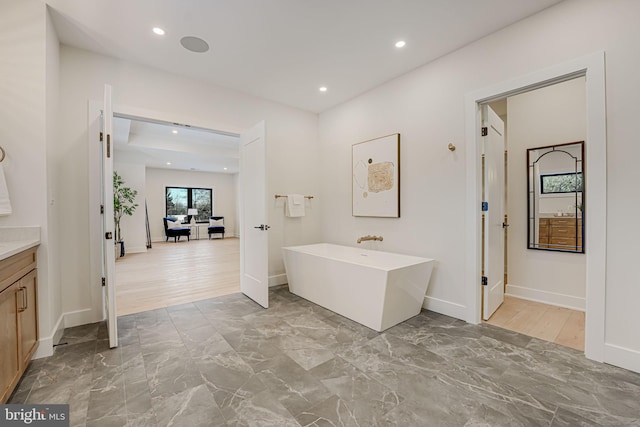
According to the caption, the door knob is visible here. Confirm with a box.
[254,224,271,231]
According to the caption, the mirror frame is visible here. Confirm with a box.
[527,141,585,253]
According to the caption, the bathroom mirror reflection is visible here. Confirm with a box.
[527,141,584,253]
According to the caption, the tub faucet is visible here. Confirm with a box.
[357,235,383,244]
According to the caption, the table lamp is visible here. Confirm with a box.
[187,208,198,225]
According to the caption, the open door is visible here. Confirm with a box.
[240,121,269,308]
[102,84,118,347]
[482,105,506,320]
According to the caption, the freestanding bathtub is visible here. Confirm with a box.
[282,243,435,332]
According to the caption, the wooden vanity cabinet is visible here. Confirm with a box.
[538,218,582,251]
[0,247,38,403]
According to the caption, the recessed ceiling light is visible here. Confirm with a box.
[166,162,171,165]
[172,130,178,134]
[319,86,328,92]
[180,36,210,53]
[153,27,165,36]
[224,167,228,171]
[395,40,406,48]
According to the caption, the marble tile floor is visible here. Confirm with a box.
[9,285,640,426]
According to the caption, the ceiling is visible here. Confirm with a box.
[113,117,240,173]
[46,0,563,114]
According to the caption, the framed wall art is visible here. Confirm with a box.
[352,133,400,217]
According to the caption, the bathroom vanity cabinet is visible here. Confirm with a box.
[538,217,583,251]
[0,247,38,403]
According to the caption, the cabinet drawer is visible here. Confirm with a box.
[550,226,577,237]
[550,218,575,227]
[0,248,36,293]
[549,237,582,248]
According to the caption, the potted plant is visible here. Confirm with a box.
[113,171,138,257]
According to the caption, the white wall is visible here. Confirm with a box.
[145,168,236,241]
[113,161,147,253]
[318,0,640,367]
[58,45,321,325]
[507,78,586,309]
[0,0,61,357]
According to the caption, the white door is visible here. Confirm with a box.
[102,85,118,347]
[240,121,269,308]
[482,105,505,320]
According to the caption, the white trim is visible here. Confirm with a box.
[63,308,99,328]
[269,273,288,287]
[604,343,640,374]
[422,296,467,320]
[32,313,65,359]
[505,285,585,311]
[465,52,606,362]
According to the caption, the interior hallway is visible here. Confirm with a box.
[115,237,240,316]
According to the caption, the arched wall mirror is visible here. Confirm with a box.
[527,141,584,253]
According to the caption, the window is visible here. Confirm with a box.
[166,187,212,222]
[540,172,583,194]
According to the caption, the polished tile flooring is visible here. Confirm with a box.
[9,286,640,426]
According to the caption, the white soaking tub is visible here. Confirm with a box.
[282,243,435,332]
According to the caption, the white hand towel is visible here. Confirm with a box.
[0,164,12,216]
[286,194,305,217]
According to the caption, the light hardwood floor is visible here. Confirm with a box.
[115,237,240,316]
[485,296,585,351]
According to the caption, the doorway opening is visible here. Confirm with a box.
[465,52,607,362]
[481,78,587,351]
[111,114,242,316]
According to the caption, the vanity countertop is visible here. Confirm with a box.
[0,226,41,261]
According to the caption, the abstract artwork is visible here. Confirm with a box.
[352,133,400,217]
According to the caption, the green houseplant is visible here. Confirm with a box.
[113,171,138,255]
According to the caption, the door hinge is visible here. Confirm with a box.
[481,276,488,286]
[100,204,104,214]
[481,127,488,136]
[101,277,106,287]
[99,132,103,142]
[106,134,111,158]
[482,202,488,211]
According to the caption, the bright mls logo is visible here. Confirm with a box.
[0,405,69,426]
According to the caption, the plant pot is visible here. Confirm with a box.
[115,241,125,258]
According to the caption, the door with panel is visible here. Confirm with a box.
[240,121,269,308]
[482,105,506,320]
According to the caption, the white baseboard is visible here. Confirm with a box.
[63,308,100,328]
[422,296,467,321]
[506,284,585,311]
[32,313,65,359]
[604,343,640,374]
[269,273,288,287]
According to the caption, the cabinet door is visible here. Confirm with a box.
[0,283,20,403]
[19,270,38,369]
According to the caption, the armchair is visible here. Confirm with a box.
[163,218,191,242]
[208,216,225,239]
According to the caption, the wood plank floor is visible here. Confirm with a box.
[115,237,240,316]
[485,296,585,351]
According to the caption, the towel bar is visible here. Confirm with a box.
[275,194,314,199]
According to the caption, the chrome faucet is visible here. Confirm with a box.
[357,235,383,244]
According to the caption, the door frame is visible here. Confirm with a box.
[464,52,606,362]
[88,101,246,322]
